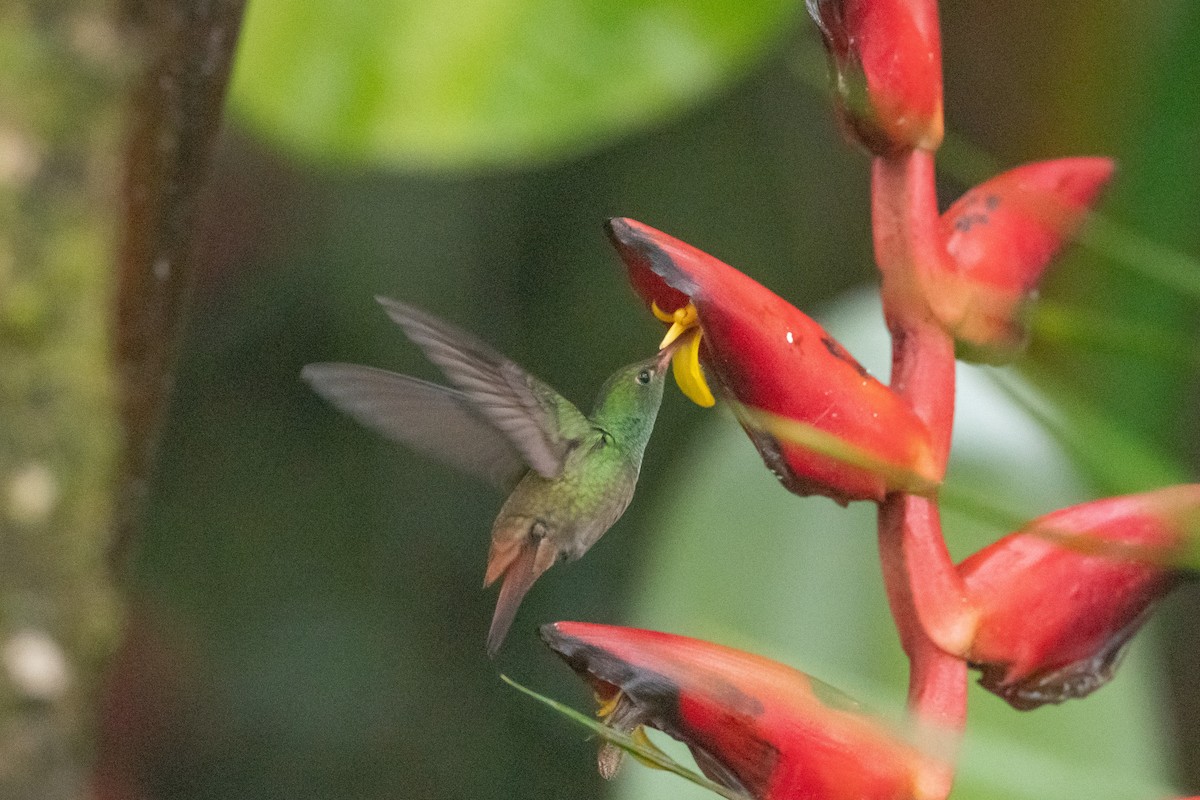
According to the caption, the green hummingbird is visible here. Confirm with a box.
[302,298,670,656]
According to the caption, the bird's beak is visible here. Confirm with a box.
[656,328,694,368]
[655,341,678,369]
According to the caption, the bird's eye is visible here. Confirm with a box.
[636,369,652,385]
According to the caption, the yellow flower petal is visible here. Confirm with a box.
[650,300,677,324]
[595,690,622,719]
[653,302,699,350]
[649,301,713,407]
[627,727,673,772]
[671,329,716,408]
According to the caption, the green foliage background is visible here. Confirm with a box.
[125,1,1200,798]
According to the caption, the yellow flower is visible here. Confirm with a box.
[652,301,714,408]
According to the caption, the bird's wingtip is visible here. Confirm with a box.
[300,362,340,390]
[374,295,407,319]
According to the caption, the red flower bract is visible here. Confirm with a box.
[607,217,937,504]
[935,157,1115,361]
[542,622,931,800]
[960,485,1196,710]
[807,0,944,155]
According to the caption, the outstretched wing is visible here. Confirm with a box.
[376,297,591,479]
[302,363,529,490]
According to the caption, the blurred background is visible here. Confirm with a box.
[8,1,1200,799]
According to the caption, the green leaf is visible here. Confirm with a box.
[987,367,1187,496]
[229,0,798,169]
[733,404,941,496]
[500,675,752,800]
[1030,300,1198,368]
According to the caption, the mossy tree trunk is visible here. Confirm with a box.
[1,1,244,797]
[0,3,127,797]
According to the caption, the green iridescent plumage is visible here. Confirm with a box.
[303,299,668,656]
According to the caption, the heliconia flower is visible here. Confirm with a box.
[607,217,939,504]
[807,0,944,156]
[959,485,1198,710]
[541,622,941,800]
[935,157,1115,362]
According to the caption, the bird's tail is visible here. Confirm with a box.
[485,535,555,657]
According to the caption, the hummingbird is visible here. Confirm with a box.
[302,298,671,656]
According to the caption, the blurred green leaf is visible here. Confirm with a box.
[734,405,940,496]
[229,0,798,169]
[1030,300,1197,368]
[989,368,1188,496]
[1028,5,1200,463]
[1075,214,1200,302]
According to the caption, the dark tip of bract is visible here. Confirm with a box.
[538,622,562,647]
[539,623,600,677]
[603,218,700,298]
[603,216,631,241]
[974,628,1136,711]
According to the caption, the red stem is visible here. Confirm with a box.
[871,151,945,341]
[872,151,972,798]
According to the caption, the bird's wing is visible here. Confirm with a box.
[302,363,529,490]
[376,297,591,479]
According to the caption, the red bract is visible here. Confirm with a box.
[807,0,944,156]
[959,485,1197,710]
[935,157,1115,361]
[606,217,938,504]
[542,622,935,800]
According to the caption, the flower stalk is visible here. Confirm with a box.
[832,2,971,785]
[868,111,970,772]
[519,1,1151,796]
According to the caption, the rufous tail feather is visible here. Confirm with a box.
[486,540,537,657]
[484,536,520,588]
[485,536,556,657]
